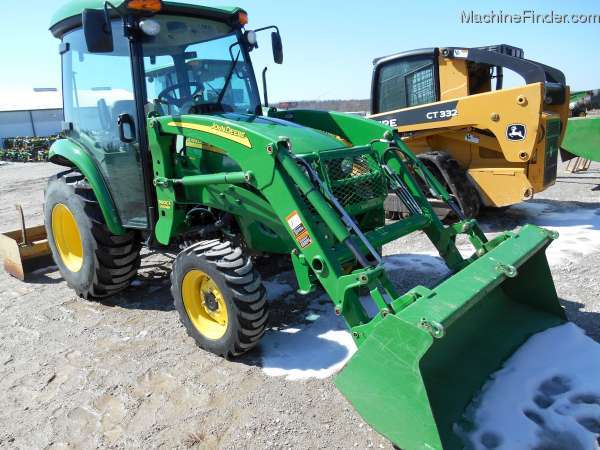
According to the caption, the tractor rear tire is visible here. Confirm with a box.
[171,240,268,358]
[44,170,141,299]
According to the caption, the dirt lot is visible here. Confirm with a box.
[0,160,598,449]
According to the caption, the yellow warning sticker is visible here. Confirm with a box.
[158,200,172,209]
[286,211,312,249]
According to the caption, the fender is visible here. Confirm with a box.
[49,139,125,235]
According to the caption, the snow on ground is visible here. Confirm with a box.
[259,254,449,380]
[259,292,356,380]
[500,202,600,267]
[450,201,600,264]
[457,323,600,450]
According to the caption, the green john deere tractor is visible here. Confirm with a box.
[46,1,567,448]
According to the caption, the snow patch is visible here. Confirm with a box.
[384,253,449,278]
[458,323,600,449]
[508,202,600,266]
[259,253,449,381]
[259,292,357,380]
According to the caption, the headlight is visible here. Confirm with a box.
[139,19,161,37]
[245,30,257,47]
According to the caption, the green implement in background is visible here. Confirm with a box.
[561,116,600,163]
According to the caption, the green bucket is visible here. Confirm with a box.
[336,225,566,450]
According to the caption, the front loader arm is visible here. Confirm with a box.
[148,113,475,328]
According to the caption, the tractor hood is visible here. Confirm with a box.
[164,112,349,155]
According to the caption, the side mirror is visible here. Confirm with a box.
[271,31,283,64]
[82,9,113,53]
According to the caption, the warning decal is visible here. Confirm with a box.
[286,211,313,249]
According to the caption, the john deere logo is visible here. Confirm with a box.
[167,121,252,148]
[211,123,247,140]
[506,124,527,141]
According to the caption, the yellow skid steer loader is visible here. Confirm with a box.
[369,45,569,218]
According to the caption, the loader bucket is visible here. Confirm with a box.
[335,225,566,450]
[0,205,52,280]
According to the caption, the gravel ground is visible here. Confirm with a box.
[0,160,598,449]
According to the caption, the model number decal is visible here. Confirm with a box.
[426,109,458,120]
[158,200,172,209]
[371,101,459,128]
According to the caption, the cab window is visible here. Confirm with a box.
[376,56,438,113]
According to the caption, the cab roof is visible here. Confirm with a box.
[50,0,244,38]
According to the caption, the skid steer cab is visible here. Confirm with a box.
[46,3,567,449]
[369,45,569,218]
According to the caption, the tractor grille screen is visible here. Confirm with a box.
[322,153,386,210]
[544,119,561,186]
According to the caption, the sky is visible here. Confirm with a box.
[0,0,599,103]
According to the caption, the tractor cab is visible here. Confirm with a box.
[50,0,282,230]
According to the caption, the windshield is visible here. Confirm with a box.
[142,15,261,116]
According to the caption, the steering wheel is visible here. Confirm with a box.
[157,81,205,108]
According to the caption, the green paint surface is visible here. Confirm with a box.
[562,117,600,162]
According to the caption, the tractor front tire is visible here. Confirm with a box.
[44,171,140,299]
[171,240,268,358]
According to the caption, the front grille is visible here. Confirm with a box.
[321,152,386,211]
[544,119,561,186]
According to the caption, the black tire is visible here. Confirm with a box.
[384,207,403,221]
[44,170,141,299]
[171,240,268,358]
[418,151,481,219]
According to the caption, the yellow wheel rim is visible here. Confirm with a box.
[51,203,84,273]
[182,270,229,340]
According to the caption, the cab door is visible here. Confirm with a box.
[61,20,148,229]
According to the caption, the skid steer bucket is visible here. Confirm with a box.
[336,225,566,450]
[0,205,51,281]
